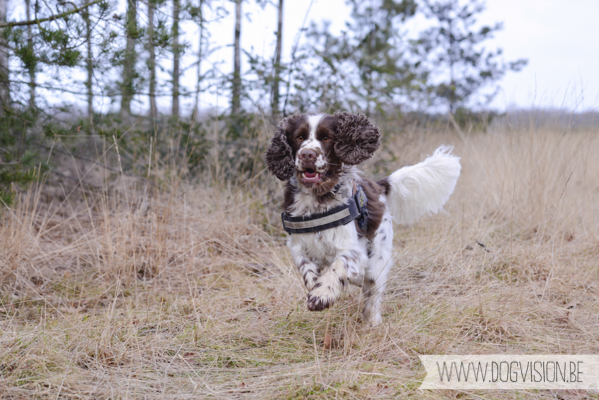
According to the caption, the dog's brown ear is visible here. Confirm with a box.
[265,116,299,181]
[333,112,381,165]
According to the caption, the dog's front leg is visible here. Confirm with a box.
[307,250,364,311]
[290,245,320,291]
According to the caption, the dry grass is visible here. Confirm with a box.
[1,125,599,399]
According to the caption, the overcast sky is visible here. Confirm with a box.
[480,0,599,111]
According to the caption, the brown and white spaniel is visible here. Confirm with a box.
[265,112,461,326]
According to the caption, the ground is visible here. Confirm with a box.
[1,126,599,399]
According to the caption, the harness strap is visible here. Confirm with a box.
[281,182,369,234]
[281,198,360,234]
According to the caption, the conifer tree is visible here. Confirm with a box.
[172,0,180,118]
[413,0,527,112]
[271,0,283,117]
[25,0,35,109]
[147,0,158,119]
[231,0,241,115]
[290,0,419,114]
[121,0,139,117]
[0,0,8,114]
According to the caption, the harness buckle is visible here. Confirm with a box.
[354,186,369,231]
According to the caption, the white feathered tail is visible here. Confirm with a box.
[386,146,461,225]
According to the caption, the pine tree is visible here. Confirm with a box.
[121,0,139,117]
[83,3,93,129]
[413,0,527,112]
[231,0,241,115]
[189,0,216,118]
[25,0,35,110]
[171,0,180,118]
[0,0,8,114]
[271,0,283,118]
[290,0,419,114]
[147,0,158,119]
[345,0,418,115]
[0,0,107,205]
[79,0,113,130]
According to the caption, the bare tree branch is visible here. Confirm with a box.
[0,0,101,28]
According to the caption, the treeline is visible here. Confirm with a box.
[0,0,526,203]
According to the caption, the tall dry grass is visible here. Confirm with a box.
[1,123,599,399]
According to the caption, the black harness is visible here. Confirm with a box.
[281,184,369,234]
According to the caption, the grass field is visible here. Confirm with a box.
[1,123,599,399]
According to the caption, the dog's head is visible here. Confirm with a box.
[265,112,380,193]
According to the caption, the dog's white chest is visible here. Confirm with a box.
[288,224,357,266]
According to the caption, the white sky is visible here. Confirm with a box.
[9,0,599,114]
[480,0,599,111]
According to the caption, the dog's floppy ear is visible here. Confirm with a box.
[333,112,380,165]
[265,116,299,181]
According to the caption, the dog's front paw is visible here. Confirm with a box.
[307,273,344,311]
[307,283,335,311]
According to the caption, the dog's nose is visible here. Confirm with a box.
[300,150,316,161]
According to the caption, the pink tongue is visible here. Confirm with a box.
[305,171,318,178]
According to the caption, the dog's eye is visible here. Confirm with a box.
[323,136,329,141]
[297,135,304,141]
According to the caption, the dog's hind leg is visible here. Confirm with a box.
[362,213,394,326]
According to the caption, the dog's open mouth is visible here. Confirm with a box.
[300,168,322,184]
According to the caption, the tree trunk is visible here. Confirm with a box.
[231,0,241,115]
[448,17,456,114]
[193,0,204,120]
[84,5,93,130]
[147,0,157,119]
[26,0,35,110]
[0,0,9,114]
[271,0,283,118]
[366,1,374,117]
[171,0,180,118]
[121,0,137,118]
